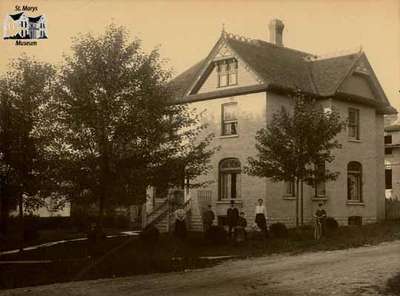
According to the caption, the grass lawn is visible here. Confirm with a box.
[1,220,399,290]
[0,227,131,252]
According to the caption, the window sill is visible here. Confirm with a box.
[312,196,328,201]
[217,83,238,89]
[346,201,365,206]
[348,139,361,143]
[282,195,296,200]
[218,134,239,139]
[216,199,243,204]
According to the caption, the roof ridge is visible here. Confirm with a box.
[224,31,314,57]
[306,47,362,62]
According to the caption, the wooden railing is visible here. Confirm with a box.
[144,197,192,231]
[145,199,169,226]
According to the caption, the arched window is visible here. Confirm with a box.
[347,162,362,201]
[219,158,241,200]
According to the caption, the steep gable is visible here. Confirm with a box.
[338,73,376,100]
[336,54,393,109]
[309,53,360,96]
[195,43,261,94]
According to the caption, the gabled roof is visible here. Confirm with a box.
[9,12,24,21]
[171,32,396,114]
[309,53,360,96]
[227,36,315,93]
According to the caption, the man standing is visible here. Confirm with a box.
[202,204,215,233]
[226,200,239,239]
[255,198,268,238]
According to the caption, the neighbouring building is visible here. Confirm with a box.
[3,12,47,39]
[10,198,71,218]
[384,122,400,200]
[148,19,396,232]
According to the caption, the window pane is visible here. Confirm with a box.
[386,169,392,189]
[285,181,295,196]
[385,135,392,144]
[229,73,237,85]
[316,163,326,196]
[221,173,230,199]
[219,159,241,200]
[385,147,393,155]
[223,104,237,121]
[348,108,360,139]
[231,173,237,198]
[348,174,361,201]
[316,182,326,196]
[219,74,228,87]
[220,158,241,170]
[223,122,237,135]
[348,126,356,138]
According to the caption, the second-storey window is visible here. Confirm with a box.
[222,102,238,136]
[348,108,360,140]
[217,59,238,87]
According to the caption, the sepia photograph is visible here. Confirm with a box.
[0,0,399,295]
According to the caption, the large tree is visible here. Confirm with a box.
[0,56,56,244]
[53,25,215,225]
[246,91,346,226]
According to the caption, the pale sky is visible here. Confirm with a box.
[1,0,399,111]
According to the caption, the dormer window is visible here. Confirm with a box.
[216,59,238,88]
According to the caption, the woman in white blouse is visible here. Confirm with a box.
[255,198,269,238]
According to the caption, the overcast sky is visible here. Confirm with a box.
[1,0,399,111]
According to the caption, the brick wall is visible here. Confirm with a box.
[187,91,383,230]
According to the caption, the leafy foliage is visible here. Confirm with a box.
[45,25,216,220]
[0,56,56,219]
[246,91,346,186]
[269,222,288,238]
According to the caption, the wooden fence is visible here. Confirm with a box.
[386,198,400,220]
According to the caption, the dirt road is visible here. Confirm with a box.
[2,240,400,296]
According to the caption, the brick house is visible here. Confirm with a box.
[165,19,396,231]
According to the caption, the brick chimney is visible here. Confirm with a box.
[268,19,284,46]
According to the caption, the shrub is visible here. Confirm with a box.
[348,216,362,226]
[113,215,130,229]
[23,215,40,242]
[206,225,227,245]
[325,217,339,233]
[140,224,160,245]
[269,222,288,238]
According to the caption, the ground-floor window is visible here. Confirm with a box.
[347,161,362,202]
[219,158,241,200]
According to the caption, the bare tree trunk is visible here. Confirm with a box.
[296,178,299,228]
[98,191,105,229]
[0,194,10,235]
[300,180,304,226]
[18,193,24,252]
